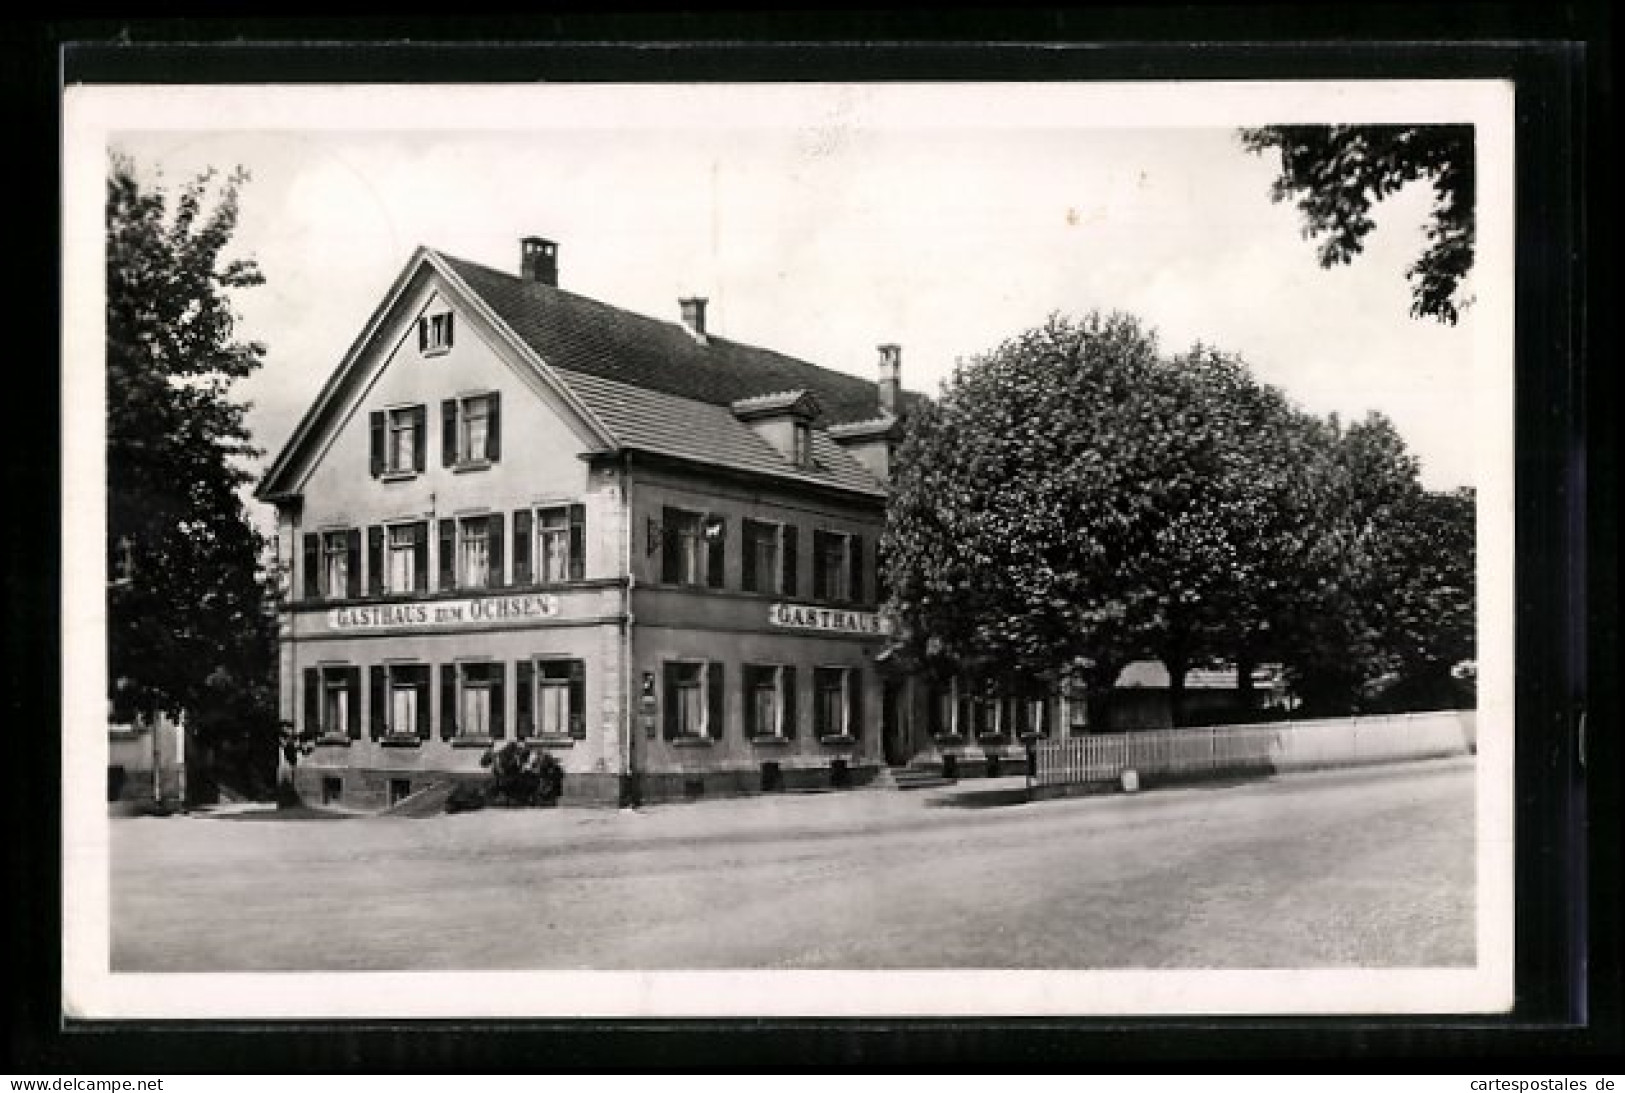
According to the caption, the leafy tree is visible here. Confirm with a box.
[1361,486,1477,711]
[884,313,1309,726]
[1239,125,1474,324]
[1269,411,1430,715]
[883,313,1165,724]
[106,154,278,798]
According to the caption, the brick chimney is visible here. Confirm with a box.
[680,297,709,341]
[521,237,558,287]
[877,343,901,415]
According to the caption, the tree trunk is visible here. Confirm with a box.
[1164,650,1189,728]
[1237,643,1257,715]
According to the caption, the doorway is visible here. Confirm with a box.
[882,680,908,767]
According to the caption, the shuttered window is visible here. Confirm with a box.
[442,391,501,466]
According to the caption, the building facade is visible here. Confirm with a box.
[257,239,924,807]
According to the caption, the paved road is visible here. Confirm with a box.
[111,757,1475,971]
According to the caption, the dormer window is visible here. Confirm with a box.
[730,389,823,470]
[792,422,812,468]
[419,311,454,355]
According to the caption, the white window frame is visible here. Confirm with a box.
[420,311,453,355]
[813,664,850,739]
[816,530,852,602]
[321,530,350,601]
[320,665,352,737]
[534,505,572,584]
[457,515,491,589]
[385,406,418,474]
[532,658,577,738]
[385,520,423,594]
[744,663,787,738]
[456,661,499,740]
[666,659,713,739]
[743,519,784,595]
[455,392,494,465]
[385,663,424,737]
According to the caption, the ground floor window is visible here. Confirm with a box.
[664,660,723,740]
[744,664,797,739]
[440,661,505,740]
[814,665,861,740]
[304,664,360,739]
[517,658,586,739]
[369,663,430,739]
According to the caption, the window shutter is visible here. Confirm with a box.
[706,662,725,741]
[490,662,506,740]
[511,510,532,586]
[445,312,455,349]
[811,531,827,599]
[415,668,431,739]
[487,513,505,589]
[568,504,586,580]
[303,667,321,736]
[369,666,387,739]
[367,526,384,596]
[438,519,456,591]
[412,405,427,472]
[569,660,587,739]
[442,399,457,467]
[440,664,458,740]
[662,663,680,740]
[660,506,681,583]
[782,665,797,739]
[848,534,863,605]
[706,516,726,589]
[847,667,864,739]
[346,529,362,598]
[369,410,385,477]
[302,533,320,600]
[741,521,758,593]
[345,666,362,738]
[417,316,427,353]
[515,661,533,739]
[486,391,501,461]
[782,525,798,597]
[412,523,429,592]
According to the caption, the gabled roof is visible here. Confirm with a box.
[258,247,912,502]
[556,369,885,498]
[729,388,823,421]
[436,252,922,427]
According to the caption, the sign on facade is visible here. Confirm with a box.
[768,602,893,636]
[327,593,561,632]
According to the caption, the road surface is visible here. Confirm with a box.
[110,756,1475,971]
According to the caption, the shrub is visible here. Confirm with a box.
[478,740,566,807]
[445,782,488,814]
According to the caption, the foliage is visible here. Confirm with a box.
[479,740,566,806]
[445,783,488,814]
[106,153,279,795]
[1238,125,1475,324]
[883,310,1476,723]
[1360,487,1477,711]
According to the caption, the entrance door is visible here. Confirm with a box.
[882,680,907,766]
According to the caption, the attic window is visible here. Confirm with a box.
[792,422,812,468]
[419,311,454,355]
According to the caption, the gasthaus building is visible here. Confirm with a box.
[256,237,947,807]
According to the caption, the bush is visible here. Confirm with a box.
[478,740,566,807]
[445,782,488,814]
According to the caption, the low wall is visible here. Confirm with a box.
[1032,710,1476,791]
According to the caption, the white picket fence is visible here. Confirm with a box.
[1031,710,1476,788]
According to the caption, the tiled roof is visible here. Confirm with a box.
[729,389,822,419]
[556,369,887,498]
[438,252,919,427]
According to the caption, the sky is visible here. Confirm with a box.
[90,83,1508,502]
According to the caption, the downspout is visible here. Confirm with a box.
[621,451,638,806]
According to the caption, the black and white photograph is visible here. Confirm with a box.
[62,76,1516,1019]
